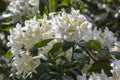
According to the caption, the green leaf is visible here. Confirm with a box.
[87,40,102,52]
[73,52,90,63]
[62,41,74,51]
[49,42,62,54]
[62,75,74,80]
[88,60,112,76]
[6,50,12,59]
[63,61,74,68]
[65,69,77,80]
[34,39,53,48]
[0,16,11,22]
[57,0,73,7]
[26,14,42,20]
[0,23,14,32]
[46,63,59,72]
[39,0,49,15]
[94,48,111,60]
[55,52,65,60]
[111,51,120,59]
[39,73,52,80]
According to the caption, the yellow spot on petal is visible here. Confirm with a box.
[80,22,85,28]
[69,19,75,25]
[68,29,74,35]
[19,34,23,40]
[28,60,34,66]
[42,19,47,26]
[45,30,50,35]
[35,29,41,35]
[27,36,32,41]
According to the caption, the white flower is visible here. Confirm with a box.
[88,70,111,80]
[7,0,39,23]
[110,42,120,52]
[99,27,117,48]
[111,59,120,80]
[29,0,39,9]
[0,32,6,44]
[7,16,56,54]
[77,70,111,80]
[22,17,42,50]
[7,8,118,77]
[77,74,87,80]
[50,8,92,42]
[39,14,55,39]
[0,32,5,40]
[13,51,40,75]
[79,22,92,41]
[7,23,24,54]
[7,16,56,76]
[89,27,117,49]
[50,8,117,49]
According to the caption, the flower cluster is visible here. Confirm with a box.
[7,8,118,77]
[77,70,111,80]
[111,59,120,80]
[50,8,117,49]
[50,8,92,42]
[13,51,40,75]
[7,0,39,23]
[7,17,54,75]
[78,59,120,80]
[91,27,117,49]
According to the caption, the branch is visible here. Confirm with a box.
[82,47,97,62]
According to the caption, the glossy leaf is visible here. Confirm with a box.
[73,52,90,63]
[88,60,112,76]
[62,75,74,80]
[49,42,62,54]
[87,40,102,52]
[34,39,53,48]
[62,41,74,51]
[6,50,12,59]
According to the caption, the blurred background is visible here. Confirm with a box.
[0,0,120,80]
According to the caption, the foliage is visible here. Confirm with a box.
[0,0,120,80]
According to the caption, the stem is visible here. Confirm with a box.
[49,0,55,12]
[71,45,74,61]
[82,47,97,62]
